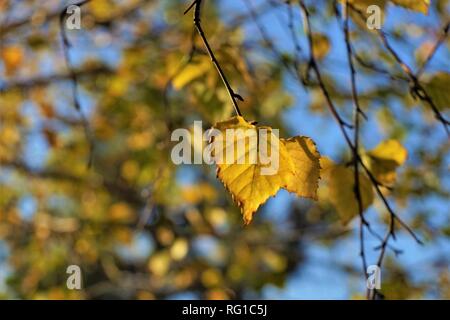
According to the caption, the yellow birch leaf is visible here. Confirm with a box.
[424,72,450,111]
[212,116,293,224]
[89,0,116,21]
[212,116,320,224]
[347,0,387,9]
[347,0,429,14]
[364,139,408,186]
[1,45,24,76]
[320,157,374,225]
[181,182,218,204]
[391,0,430,14]
[172,58,211,89]
[312,33,330,60]
[345,0,387,28]
[281,136,321,200]
[109,202,135,222]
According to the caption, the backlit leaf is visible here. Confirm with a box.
[364,139,408,186]
[281,136,321,200]
[172,58,211,89]
[212,116,320,224]
[391,0,430,14]
[312,33,330,60]
[424,72,450,111]
[320,157,374,225]
[1,45,23,76]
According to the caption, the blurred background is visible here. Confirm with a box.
[0,0,449,299]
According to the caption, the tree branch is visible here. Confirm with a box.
[416,21,449,78]
[0,66,112,92]
[59,1,95,168]
[341,1,369,293]
[186,0,243,117]
[299,2,422,300]
[348,4,450,136]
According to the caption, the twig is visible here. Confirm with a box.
[299,0,422,286]
[243,0,307,88]
[59,0,95,168]
[299,1,353,129]
[416,22,450,78]
[1,159,143,206]
[1,0,152,38]
[0,66,112,92]
[186,0,243,117]
[137,167,165,230]
[286,0,304,69]
[348,4,450,136]
[353,50,408,82]
[163,29,198,132]
[341,1,368,288]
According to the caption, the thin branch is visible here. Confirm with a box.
[286,0,304,69]
[353,50,409,82]
[341,1,368,287]
[163,30,198,132]
[0,66,112,92]
[416,22,450,78]
[348,4,450,136]
[59,1,94,168]
[1,160,144,206]
[299,1,353,129]
[243,0,307,88]
[186,0,243,117]
[0,0,152,38]
[336,1,427,298]
[299,0,422,261]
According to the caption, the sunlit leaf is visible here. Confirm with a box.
[312,33,330,60]
[391,0,430,13]
[424,72,450,111]
[212,116,320,224]
[281,136,321,200]
[1,45,23,76]
[320,157,374,225]
[172,58,211,89]
[364,139,408,186]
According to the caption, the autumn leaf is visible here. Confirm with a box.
[89,0,116,21]
[345,0,387,26]
[109,202,136,222]
[424,72,450,111]
[281,136,321,200]
[391,0,430,14]
[312,33,330,60]
[212,116,294,224]
[363,139,408,186]
[181,182,218,204]
[319,140,407,224]
[319,157,374,225]
[172,57,211,89]
[211,116,320,224]
[345,0,429,29]
[347,0,387,9]
[347,0,429,14]
[1,45,24,76]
